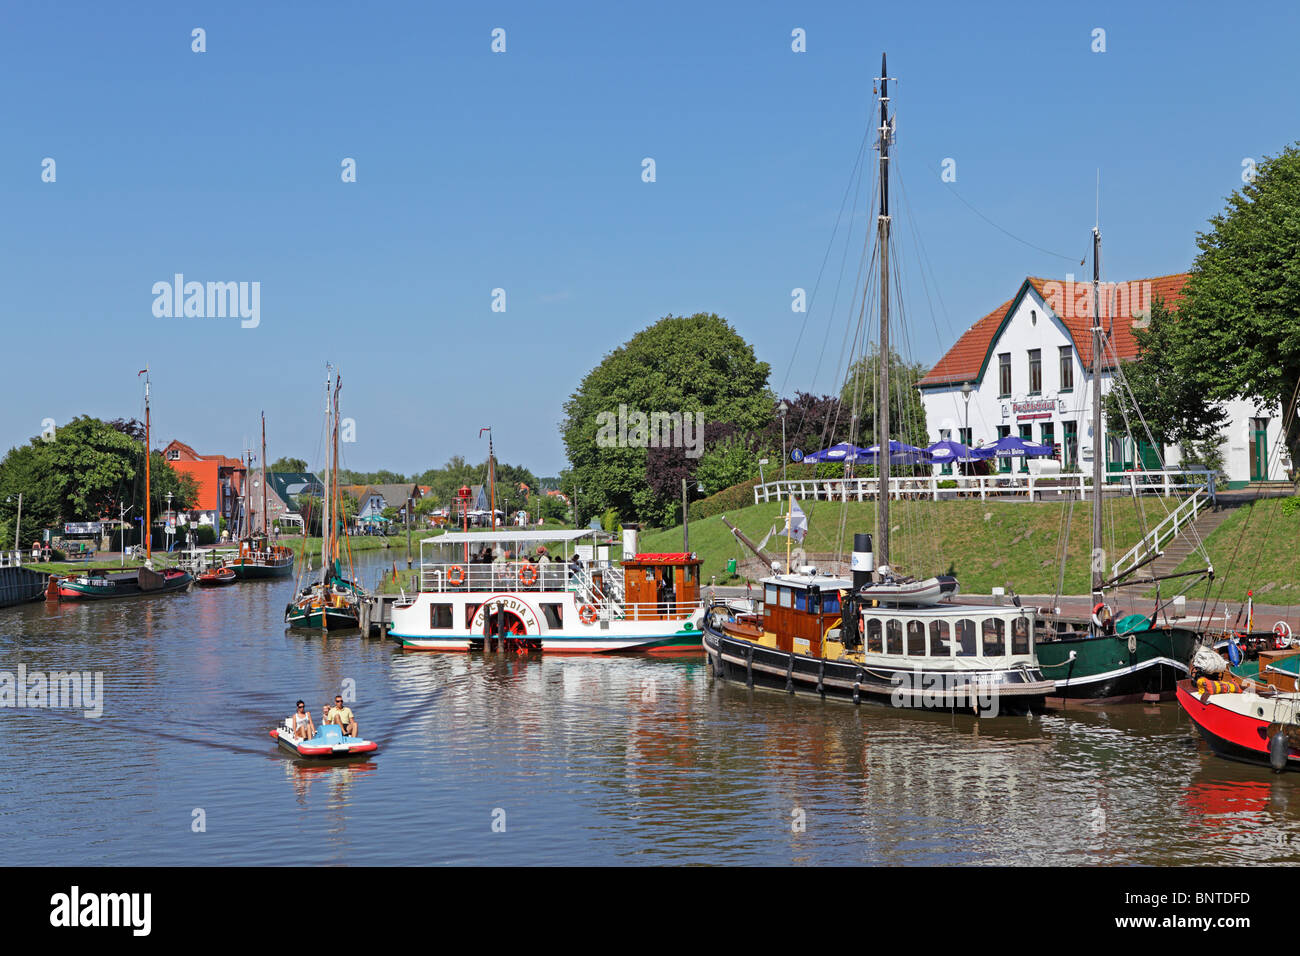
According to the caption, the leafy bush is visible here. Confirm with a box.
[688,479,760,521]
[1281,496,1300,518]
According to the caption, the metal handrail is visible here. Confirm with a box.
[1110,487,1206,579]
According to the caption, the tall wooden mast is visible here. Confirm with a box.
[261,412,268,538]
[321,366,332,587]
[143,367,152,562]
[874,53,893,579]
[1090,226,1105,605]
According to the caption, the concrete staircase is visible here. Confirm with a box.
[1145,503,1237,579]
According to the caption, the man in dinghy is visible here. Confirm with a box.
[327,695,358,738]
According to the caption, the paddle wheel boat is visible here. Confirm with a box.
[389,528,705,653]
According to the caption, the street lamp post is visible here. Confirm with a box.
[758,457,769,486]
[961,382,973,476]
[778,400,789,482]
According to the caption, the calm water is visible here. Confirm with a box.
[2,550,1299,865]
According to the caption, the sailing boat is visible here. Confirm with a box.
[59,369,193,600]
[1031,228,1202,702]
[700,55,1054,714]
[229,412,295,580]
[284,367,365,629]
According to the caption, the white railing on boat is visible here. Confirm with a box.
[1109,486,1207,580]
[621,601,697,621]
[753,470,1215,504]
[418,561,613,595]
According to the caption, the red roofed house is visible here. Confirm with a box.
[917,273,1289,485]
[162,440,247,531]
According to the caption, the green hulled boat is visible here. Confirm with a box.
[283,367,366,631]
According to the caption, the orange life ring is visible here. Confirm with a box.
[579,604,598,625]
[447,565,466,586]
[519,564,538,586]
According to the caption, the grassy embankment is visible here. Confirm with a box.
[637,495,1283,597]
[1166,497,1300,604]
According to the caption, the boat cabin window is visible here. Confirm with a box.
[866,617,882,653]
[907,620,926,656]
[794,589,808,612]
[821,592,840,614]
[929,620,951,657]
[429,604,453,630]
[765,585,778,607]
[778,587,793,608]
[982,618,1005,656]
[956,619,977,656]
[885,619,903,655]
[541,603,563,628]
[1012,616,1030,655]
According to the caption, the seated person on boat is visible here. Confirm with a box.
[289,700,314,740]
[326,696,358,737]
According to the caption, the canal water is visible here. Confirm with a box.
[3,549,1299,865]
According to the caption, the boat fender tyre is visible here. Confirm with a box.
[1269,731,1290,772]
[447,565,466,587]
[518,564,538,586]
[745,644,754,688]
[579,604,598,625]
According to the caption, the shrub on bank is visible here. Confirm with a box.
[688,479,760,522]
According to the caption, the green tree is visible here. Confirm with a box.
[1105,295,1229,447]
[561,313,773,523]
[839,346,929,447]
[1172,144,1300,477]
[269,457,308,472]
[694,433,761,496]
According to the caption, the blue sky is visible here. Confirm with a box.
[4,0,1296,478]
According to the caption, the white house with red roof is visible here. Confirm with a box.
[917,273,1290,486]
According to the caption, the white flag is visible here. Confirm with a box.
[777,499,808,542]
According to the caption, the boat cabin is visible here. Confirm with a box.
[762,574,848,657]
[620,553,702,621]
[763,574,1036,665]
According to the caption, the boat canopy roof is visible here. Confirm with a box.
[762,572,854,590]
[420,528,611,546]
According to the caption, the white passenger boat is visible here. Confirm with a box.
[388,528,706,654]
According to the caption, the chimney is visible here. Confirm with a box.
[851,533,874,590]
[622,522,640,561]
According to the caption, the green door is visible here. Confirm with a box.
[1251,419,1269,480]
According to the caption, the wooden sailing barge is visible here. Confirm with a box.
[285,367,364,630]
[701,55,1053,715]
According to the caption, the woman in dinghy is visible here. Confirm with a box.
[289,700,315,740]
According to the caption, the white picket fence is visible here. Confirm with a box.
[753,470,1215,504]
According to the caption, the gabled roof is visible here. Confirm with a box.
[370,483,421,508]
[266,472,323,509]
[163,438,244,470]
[918,273,1189,388]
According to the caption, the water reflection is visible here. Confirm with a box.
[4,549,1300,864]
